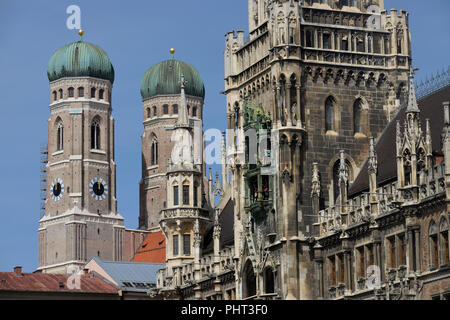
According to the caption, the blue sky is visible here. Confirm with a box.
[0,0,449,272]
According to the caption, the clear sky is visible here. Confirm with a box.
[0,0,449,273]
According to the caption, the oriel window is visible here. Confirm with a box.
[183,185,189,205]
[173,235,179,256]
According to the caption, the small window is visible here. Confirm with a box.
[173,235,179,256]
[146,108,151,119]
[323,33,330,49]
[78,87,84,98]
[440,219,449,265]
[388,237,396,268]
[193,184,198,207]
[398,234,407,266]
[59,89,63,100]
[91,88,96,98]
[430,221,439,268]
[183,185,189,205]
[163,105,169,115]
[183,235,191,256]
[68,87,74,98]
[153,106,157,117]
[173,105,178,114]
[338,254,345,284]
[329,256,336,286]
[325,96,335,132]
[353,99,363,134]
[173,186,179,206]
[53,91,57,102]
[99,89,104,100]
[193,107,197,117]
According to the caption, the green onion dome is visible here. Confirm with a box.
[141,59,205,100]
[47,41,114,83]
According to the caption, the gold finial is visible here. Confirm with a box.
[170,48,175,55]
[78,29,84,40]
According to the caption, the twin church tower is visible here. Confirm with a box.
[38,31,211,273]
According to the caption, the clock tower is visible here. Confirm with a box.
[38,32,125,274]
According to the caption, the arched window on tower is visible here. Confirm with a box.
[99,89,104,100]
[173,104,178,115]
[182,182,190,205]
[56,119,64,151]
[153,106,157,117]
[68,87,74,98]
[353,99,363,134]
[163,104,169,115]
[146,108,151,119]
[151,135,158,166]
[193,106,197,117]
[91,118,101,150]
[52,91,57,102]
[440,218,449,266]
[59,89,63,100]
[78,87,84,98]
[91,88,96,99]
[325,96,336,132]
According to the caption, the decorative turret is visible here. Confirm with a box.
[159,73,211,289]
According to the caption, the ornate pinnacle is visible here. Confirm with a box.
[368,137,378,174]
[311,162,321,198]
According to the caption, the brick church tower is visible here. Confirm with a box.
[139,56,211,231]
[38,33,125,274]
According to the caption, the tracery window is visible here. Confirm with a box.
[151,135,158,166]
[353,99,363,134]
[91,118,101,150]
[56,119,64,151]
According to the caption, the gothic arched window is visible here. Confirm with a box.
[182,183,190,205]
[325,96,336,132]
[68,87,74,98]
[78,87,84,98]
[91,118,101,150]
[99,89,104,100]
[151,135,158,166]
[243,260,256,298]
[59,89,63,100]
[52,91,57,102]
[146,108,151,119]
[430,221,439,268]
[56,119,64,151]
[153,106,157,117]
[264,267,275,294]
[353,99,363,134]
[440,218,449,265]
[91,88,96,99]
[193,106,197,117]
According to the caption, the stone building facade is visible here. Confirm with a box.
[153,0,449,301]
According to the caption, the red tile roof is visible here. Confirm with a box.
[132,231,166,263]
[0,271,118,294]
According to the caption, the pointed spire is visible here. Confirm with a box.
[406,67,420,114]
[176,74,190,127]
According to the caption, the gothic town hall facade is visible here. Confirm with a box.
[38,0,450,300]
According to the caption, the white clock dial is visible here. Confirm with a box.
[50,178,64,201]
[89,177,108,201]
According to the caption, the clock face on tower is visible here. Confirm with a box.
[50,178,64,201]
[89,177,108,201]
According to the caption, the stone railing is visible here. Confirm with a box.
[318,162,446,238]
[160,207,209,221]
